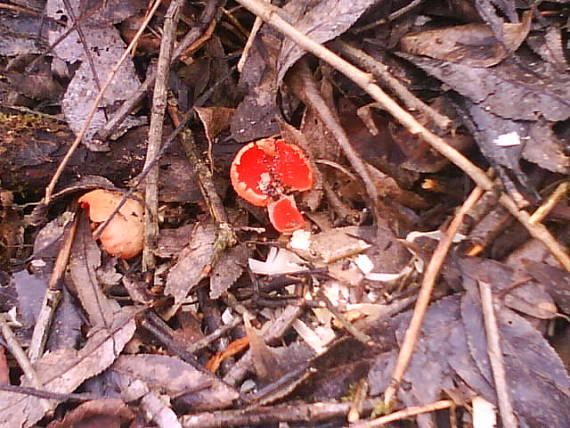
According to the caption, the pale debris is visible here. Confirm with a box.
[248,247,308,275]
[292,318,335,355]
[290,229,312,251]
[494,131,521,147]
[472,396,497,428]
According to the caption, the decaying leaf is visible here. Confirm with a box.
[111,354,239,411]
[277,0,379,82]
[165,222,217,304]
[210,243,251,299]
[32,211,74,259]
[11,264,83,351]
[527,26,569,70]
[523,260,570,315]
[156,224,194,258]
[398,52,570,122]
[194,106,235,147]
[366,294,570,427]
[69,212,121,327]
[0,10,46,56]
[46,398,134,428]
[230,30,281,142]
[45,0,144,148]
[400,11,531,67]
[457,99,569,179]
[459,257,557,320]
[398,49,570,187]
[245,314,285,383]
[0,307,137,428]
[289,227,372,264]
[158,156,202,203]
[461,293,570,427]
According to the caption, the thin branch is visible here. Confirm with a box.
[0,315,51,412]
[332,40,451,131]
[289,59,380,217]
[317,288,372,345]
[383,185,485,405]
[0,2,43,16]
[28,208,78,362]
[237,14,263,72]
[181,399,377,427]
[62,0,103,94]
[479,281,518,428]
[88,62,236,247]
[351,399,456,428]
[142,0,183,271]
[186,315,243,354]
[529,181,569,224]
[352,0,425,34]
[0,383,101,402]
[223,305,303,386]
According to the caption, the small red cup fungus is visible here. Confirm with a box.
[230,138,314,233]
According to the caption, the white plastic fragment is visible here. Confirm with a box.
[221,308,235,325]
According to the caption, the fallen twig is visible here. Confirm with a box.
[142,0,184,272]
[479,281,518,428]
[529,181,569,224]
[28,208,78,362]
[288,59,381,220]
[383,185,485,405]
[182,399,376,427]
[170,115,237,264]
[332,40,451,131]
[350,399,456,428]
[0,315,51,412]
[223,304,303,386]
[0,383,100,402]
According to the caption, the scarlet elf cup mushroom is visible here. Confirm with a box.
[230,138,314,233]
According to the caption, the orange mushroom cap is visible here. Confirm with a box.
[267,195,305,233]
[78,189,144,259]
[271,139,313,192]
[230,138,313,206]
[230,138,314,233]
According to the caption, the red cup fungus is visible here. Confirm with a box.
[230,138,314,233]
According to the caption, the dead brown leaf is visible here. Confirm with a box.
[112,354,239,411]
[165,222,217,304]
[0,307,137,428]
